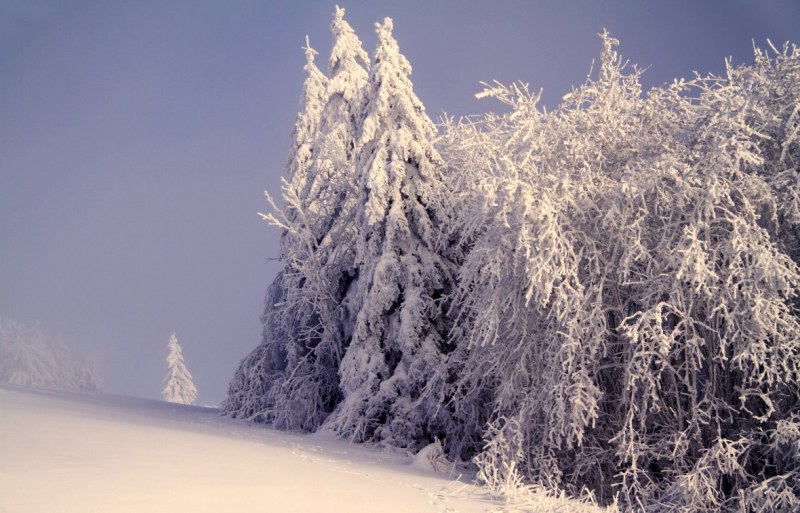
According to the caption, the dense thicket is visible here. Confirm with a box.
[226,11,800,511]
[441,34,800,512]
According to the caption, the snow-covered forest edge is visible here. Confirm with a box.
[224,6,800,513]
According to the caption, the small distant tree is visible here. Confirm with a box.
[0,315,104,392]
[161,333,197,405]
[74,356,105,393]
[0,316,67,388]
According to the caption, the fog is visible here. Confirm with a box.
[2,0,798,404]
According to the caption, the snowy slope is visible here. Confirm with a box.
[0,384,505,513]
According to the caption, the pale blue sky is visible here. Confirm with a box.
[2,0,799,404]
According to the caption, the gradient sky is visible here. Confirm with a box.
[2,0,799,405]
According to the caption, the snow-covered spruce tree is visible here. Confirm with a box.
[302,4,369,236]
[162,333,197,405]
[287,36,331,207]
[265,8,371,432]
[288,4,369,268]
[74,356,104,393]
[252,39,337,430]
[327,18,456,449]
[443,34,800,512]
[226,7,370,431]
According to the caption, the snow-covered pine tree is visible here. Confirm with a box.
[304,3,370,347]
[263,39,331,426]
[302,4,369,231]
[162,333,197,405]
[224,35,330,425]
[226,10,370,428]
[259,7,371,431]
[286,36,330,211]
[74,356,104,393]
[329,17,456,449]
[289,5,369,260]
[294,4,370,345]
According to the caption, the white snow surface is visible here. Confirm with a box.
[0,383,503,513]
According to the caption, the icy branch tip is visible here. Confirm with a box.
[303,35,317,62]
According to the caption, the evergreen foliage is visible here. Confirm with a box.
[327,17,456,447]
[224,6,370,431]
[223,271,288,420]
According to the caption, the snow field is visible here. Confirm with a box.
[0,384,516,513]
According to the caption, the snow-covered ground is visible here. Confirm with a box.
[0,384,523,513]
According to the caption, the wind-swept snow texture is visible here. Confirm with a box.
[0,384,599,513]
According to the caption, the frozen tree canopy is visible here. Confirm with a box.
[162,333,197,405]
[227,11,800,512]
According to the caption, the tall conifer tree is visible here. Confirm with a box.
[331,18,455,447]
[269,8,370,430]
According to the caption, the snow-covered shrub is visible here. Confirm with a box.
[443,33,800,512]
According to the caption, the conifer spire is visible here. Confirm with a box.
[331,15,454,447]
[162,333,197,405]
